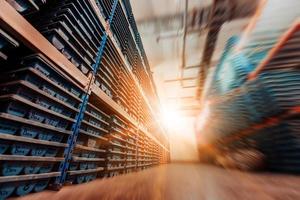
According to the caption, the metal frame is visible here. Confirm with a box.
[55,0,119,186]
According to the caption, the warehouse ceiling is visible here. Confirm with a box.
[131,0,257,116]
[130,0,259,161]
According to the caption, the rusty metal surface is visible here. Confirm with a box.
[13,163,300,200]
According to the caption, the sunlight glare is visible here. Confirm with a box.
[161,107,188,131]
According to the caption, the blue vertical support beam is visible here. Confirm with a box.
[54,0,119,187]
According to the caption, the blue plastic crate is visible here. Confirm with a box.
[85,173,97,182]
[85,126,100,136]
[30,0,108,75]
[35,6,100,50]
[0,184,15,199]
[39,163,54,174]
[40,22,95,65]
[70,88,81,98]
[38,132,52,141]
[11,143,31,156]
[19,75,79,111]
[45,148,59,157]
[44,116,59,127]
[69,163,78,171]
[34,179,50,192]
[76,175,85,184]
[7,78,78,110]
[41,84,56,97]
[50,134,64,143]
[258,69,300,112]
[6,102,27,118]
[35,98,51,109]
[87,163,97,169]
[88,118,103,128]
[2,162,24,176]
[28,110,45,123]
[31,146,47,157]
[88,152,97,158]
[0,140,10,155]
[249,119,300,172]
[79,162,88,170]
[24,163,41,175]
[46,31,90,75]
[55,92,68,103]
[21,54,84,99]
[56,120,69,129]
[15,182,36,196]
[0,122,18,135]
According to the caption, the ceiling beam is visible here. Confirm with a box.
[196,0,260,98]
[164,76,197,83]
[137,5,212,36]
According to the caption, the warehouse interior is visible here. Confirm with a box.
[1,0,300,199]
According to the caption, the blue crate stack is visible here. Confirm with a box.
[200,9,300,171]
[0,53,84,198]
[105,115,128,177]
[255,26,300,172]
[124,127,138,173]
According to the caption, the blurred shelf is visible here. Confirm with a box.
[72,156,106,162]
[0,155,64,162]
[0,172,60,183]
[68,167,105,176]
[0,113,71,135]
[249,21,300,78]
[0,132,68,147]
[216,106,300,146]
[75,144,106,153]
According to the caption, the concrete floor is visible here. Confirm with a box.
[13,164,300,200]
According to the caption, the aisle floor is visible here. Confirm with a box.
[14,164,300,200]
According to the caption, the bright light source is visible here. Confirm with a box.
[162,108,183,130]
[195,102,210,132]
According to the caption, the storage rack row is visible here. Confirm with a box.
[2,0,167,143]
[1,0,169,151]
[96,0,160,117]
[198,0,300,172]
[0,0,169,199]
[103,115,162,176]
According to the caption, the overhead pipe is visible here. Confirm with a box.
[179,5,214,87]
[180,0,189,86]
[155,5,213,42]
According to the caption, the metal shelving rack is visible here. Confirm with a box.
[0,0,170,198]
[198,0,300,171]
